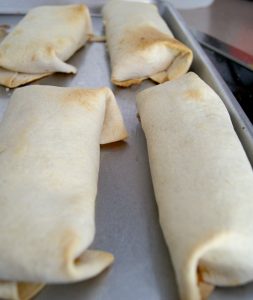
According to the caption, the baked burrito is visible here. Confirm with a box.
[102,0,193,87]
[0,28,51,88]
[0,4,92,88]
[137,72,253,300]
[0,85,128,300]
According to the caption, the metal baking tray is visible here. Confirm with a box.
[0,2,253,300]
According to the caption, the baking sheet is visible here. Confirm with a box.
[0,2,253,300]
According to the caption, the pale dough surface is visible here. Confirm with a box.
[137,72,253,300]
[0,85,128,300]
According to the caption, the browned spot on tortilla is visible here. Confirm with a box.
[62,89,99,111]
[89,35,106,43]
[112,25,192,86]
[197,265,214,299]
[119,25,191,53]
[74,256,82,266]
[101,140,127,150]
[72,4,86,14]
[118,26,169,51]
[45,45,54,56]
[136,29,171,49]
[67,4,87,22]
[185,89,203,101]
[112,77,147,87]
[197,265,210,283]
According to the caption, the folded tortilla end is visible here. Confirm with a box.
[0,68,52,88]
[88,35,106,43]
[103,1,193,86]
[197,266,215,300]
[149,71,168,84]
[0,282,44,300]
[198,281,214,300]
[69,250,114,281]
[100,87,128,143]
[111,77,147,87]
[17,283,45,300]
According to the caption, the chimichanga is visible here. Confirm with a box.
[0,4,92,87]
[137,72,253,300]
[0,29,51,88]
[102,0,193,87]
[0,85,128,300]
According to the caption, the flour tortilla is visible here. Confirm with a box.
[103,0,193,87]
[0,67,51,88]
[0,85,128,300]
[0,4,92,87]
[137,72,253,300]
[0,29,51,88]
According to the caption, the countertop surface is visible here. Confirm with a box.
[179,0,253,55]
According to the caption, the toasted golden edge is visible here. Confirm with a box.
[88,34,106,43]
[198,282,214,300]
[111,35,192,87]
[0,71,52,88]
[18,283,45,300]
[112,77,147,87]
